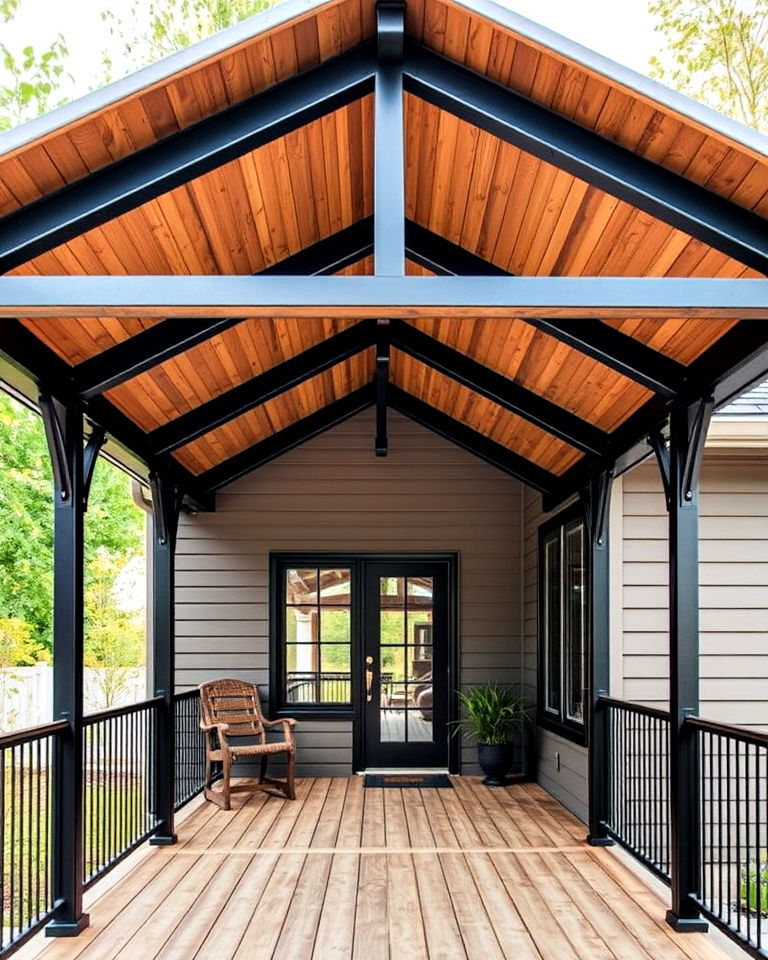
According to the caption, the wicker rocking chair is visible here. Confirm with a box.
[199,678,297,809]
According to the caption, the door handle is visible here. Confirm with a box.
[365,656,374,702]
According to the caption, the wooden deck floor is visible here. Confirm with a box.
[21,777,734,960]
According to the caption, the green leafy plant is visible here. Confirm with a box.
[452,683,527,745]
[740,853,768,917]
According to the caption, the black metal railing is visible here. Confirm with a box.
[286,671,351,703]
[600,696,671,881]
[0,720,68,956]
[82,699,160,887]
[174,690,206,810]
[689,717,768,958]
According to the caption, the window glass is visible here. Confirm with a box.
[564,521,585,723]
[284,568,351,705]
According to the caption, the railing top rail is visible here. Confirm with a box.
[174,688,200,702]
[686,714,768,748]
[598,695,671,723]
[0,718,69,749]
[84,696,163,726]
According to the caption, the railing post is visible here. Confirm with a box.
[657,399,713,931]
[582,470,614,846]
[41,399,103,937]
[149,473,182,845]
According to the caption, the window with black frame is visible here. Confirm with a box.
[539,505,587,743]
[278,565,353,710]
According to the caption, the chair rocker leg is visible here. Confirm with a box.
[259,754,268,784]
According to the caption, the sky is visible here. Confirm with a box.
[1,0,662,110]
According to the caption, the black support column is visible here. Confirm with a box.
[41,399,103,937]
[148,472,182,845]
[658,399,713,931]
[581,470,614,846]
[374,1,405,275]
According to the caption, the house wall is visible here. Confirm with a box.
[617,454,768,731]
[174,409,524,776]
[522,487,588,823]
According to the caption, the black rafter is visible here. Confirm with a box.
[0,320,213,510]
[405,220,508,276]
[0,43,376,274]
[198,384,376,492]
[389,385,556,494]
[404,42,768,276]
[525,319,686,398]
[260,217,374,276]
[389,319,609,456]
[148,320,377,455]
[77,320,244,399]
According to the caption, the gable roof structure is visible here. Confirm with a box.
[0,0,767,509]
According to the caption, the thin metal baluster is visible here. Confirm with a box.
[119,714,125,854]
[709,731,714,912]
[10,743,17,940]
[756,744,762,951]
[727,736,732,928]
[737,740,743,934]
[18,741,25,935]
[718,735,724,927]
[27,739,34,926]
[747,741,752,943]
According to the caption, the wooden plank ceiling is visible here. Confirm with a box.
[2,0,765,488]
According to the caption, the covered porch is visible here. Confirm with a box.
[15,777,734,960]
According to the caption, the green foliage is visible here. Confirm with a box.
[649,0,768,131]
[741,853,768,916]
[0,0,70,131]
[0,391,145,670]
[453,683,527,745]
[100,0,279,79]
[0,617,41,668]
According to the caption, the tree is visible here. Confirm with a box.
[0,0,70,132]
[101,0,278,79]
[649,0,768,132]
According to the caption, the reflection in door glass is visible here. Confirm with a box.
[378,576,434,744]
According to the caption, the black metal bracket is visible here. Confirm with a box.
[681,397,714,504]
[648,430,672,512]
[580,469,613,549]
[377,1,405,63]
[149,472,183,548]
[39,394,72,502]
[375,320,390,456]
[82,424,106,510]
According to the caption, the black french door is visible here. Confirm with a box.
[362,560,451,769]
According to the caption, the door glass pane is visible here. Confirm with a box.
[408,709,433,742]
[380,609,404,645]
[565,521,585,723]
[544,534,561,715]
[380,576,404,603]
[286,569,318,605]
[408,645,432,680]
[319,569,351,604]
[381,709,406,742]
[382,646,406,685]
[407,577,433,606]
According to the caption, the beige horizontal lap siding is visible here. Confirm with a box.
[175,409,524,776]
[522,486,588,823]
[620,458,768,728]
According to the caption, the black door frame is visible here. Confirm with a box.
[269,551,460,774]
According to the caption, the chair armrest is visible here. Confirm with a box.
[262,717,297,741]
[200,721,231,746]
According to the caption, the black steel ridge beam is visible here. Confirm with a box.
[0,42,376,273]
[0,320,213,510]
[404,42,768,276]
[148,320,378,455]
[389,319,609,456]
[526,318,686,398]
[389,384,555,494]
[198,383,375,492]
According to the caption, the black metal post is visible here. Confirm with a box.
[148,472,182,845]
[664,399,713,931]
[41,397,89,937]
[582,470,614,846]
[375,319,390,456]
[374,1,405,276]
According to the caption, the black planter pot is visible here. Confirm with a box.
[477,741,516,786]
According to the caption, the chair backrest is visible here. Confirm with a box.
[199,678,265,739]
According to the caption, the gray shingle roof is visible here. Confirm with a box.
[717,380,768,416]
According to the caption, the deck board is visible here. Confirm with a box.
[20,778,736,960]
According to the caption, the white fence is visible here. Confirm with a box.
[0,663,148,731]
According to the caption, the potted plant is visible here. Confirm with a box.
[453,683,528,786]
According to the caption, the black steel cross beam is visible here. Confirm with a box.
[389,385,556,494]
[0,43,376,274]
[148,320,377,455]
[404,42,768,276]
[197,383,376,492]
[389,319,609,456]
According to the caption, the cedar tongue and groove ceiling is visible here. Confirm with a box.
[1,0,767,504]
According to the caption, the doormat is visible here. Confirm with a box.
[364,774,453,788]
